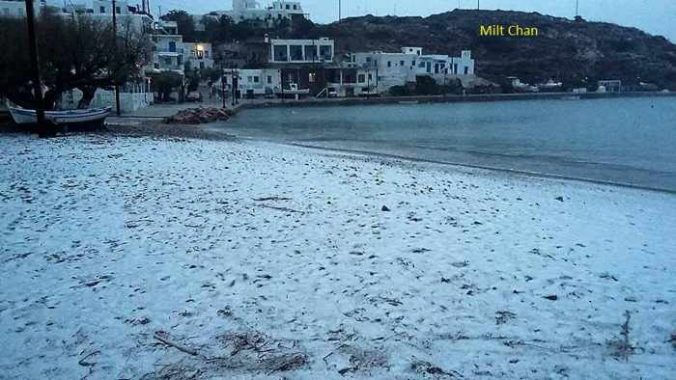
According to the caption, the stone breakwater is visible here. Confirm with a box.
[165,107,234,124]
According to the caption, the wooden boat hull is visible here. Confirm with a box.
[9,106,112,126]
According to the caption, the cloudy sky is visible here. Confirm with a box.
[53,0,676,41]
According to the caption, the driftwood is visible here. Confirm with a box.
[154,331,199,356]
[259,204,305,214]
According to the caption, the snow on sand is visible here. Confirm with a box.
[0,134,674,379]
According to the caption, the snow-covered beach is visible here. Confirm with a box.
[0,133,674,379]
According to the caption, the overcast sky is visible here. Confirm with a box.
[53,0,676,41]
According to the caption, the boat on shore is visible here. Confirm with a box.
[8,105,112,126]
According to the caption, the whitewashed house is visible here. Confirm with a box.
[345,47,475,94]
[219,68,282,98]
[0,0,44,18]
[204,0,305,25]
[183,42,215,71]
[269,37,334,64]
[147,20,186,75]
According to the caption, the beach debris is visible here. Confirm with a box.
[381,205,391,212]
[165,107,233,124]
[336,344,389,375]
[253,196,291,202]
[495,311,517,325]
[264,352,308,374]
[410,360,463,378]
[543,295,559,301]
[608,310,636,361]
[78,350,101,367]
[153,331,200,356]
[259,204,305,214]
[555,196,565,202]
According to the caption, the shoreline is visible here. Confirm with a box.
[281,141,676,195]
[233,90,676,111]
[3,117,673,195]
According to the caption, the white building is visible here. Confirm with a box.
[147,20,185,75]
[183,42,214,71]
[205,0,305,25]
[0,0,45,18]
[269,37,334,64]
[220,68,282,98]
[345,47,475,93]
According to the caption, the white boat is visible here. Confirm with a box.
[8,105,112,126]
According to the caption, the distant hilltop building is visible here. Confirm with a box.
[0,0,46,18]
[205,0,306,25]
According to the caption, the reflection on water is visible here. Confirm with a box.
[218,97,676,191]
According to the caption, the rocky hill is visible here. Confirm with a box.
[314,10,676,90]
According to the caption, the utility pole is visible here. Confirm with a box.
[24,0,48,136]
[338,0,341,22]
[220,62,226,108]
[112,0,121,116]
[576,0,580,17]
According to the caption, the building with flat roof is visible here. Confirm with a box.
[269,37,334,64]
[203,0,305,26]
[0,0,45,18]
[344,47,475,94]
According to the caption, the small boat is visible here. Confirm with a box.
[8,105,112,126]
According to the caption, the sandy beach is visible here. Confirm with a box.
[0,133,674,379]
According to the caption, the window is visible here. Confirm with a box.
[177,56,182,65]
[247,76,253,83]
[267,75,272,84]
[464,67,469,75]
[273,45,288,62]
[309,73,316,83]
[115,7,121,14]
[293,5,297,10]
[358,74,365,83]
[387,61,391,68]
[254,76,260,83]
[200,62,205,69]
[412,60,416,66]
[304,45,317,61]
[164,57,172,65]
[454,64,458,74]
[290,45,303,61]
[319,45,332,61]
[400,60,405,66]
[368,73,373,81]
[168,42,176,52]
[286,4,290,10]
[100,6,105,13]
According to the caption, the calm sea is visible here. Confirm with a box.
[217,97,676,192]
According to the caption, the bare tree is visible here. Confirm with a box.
[0,10,151,110]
